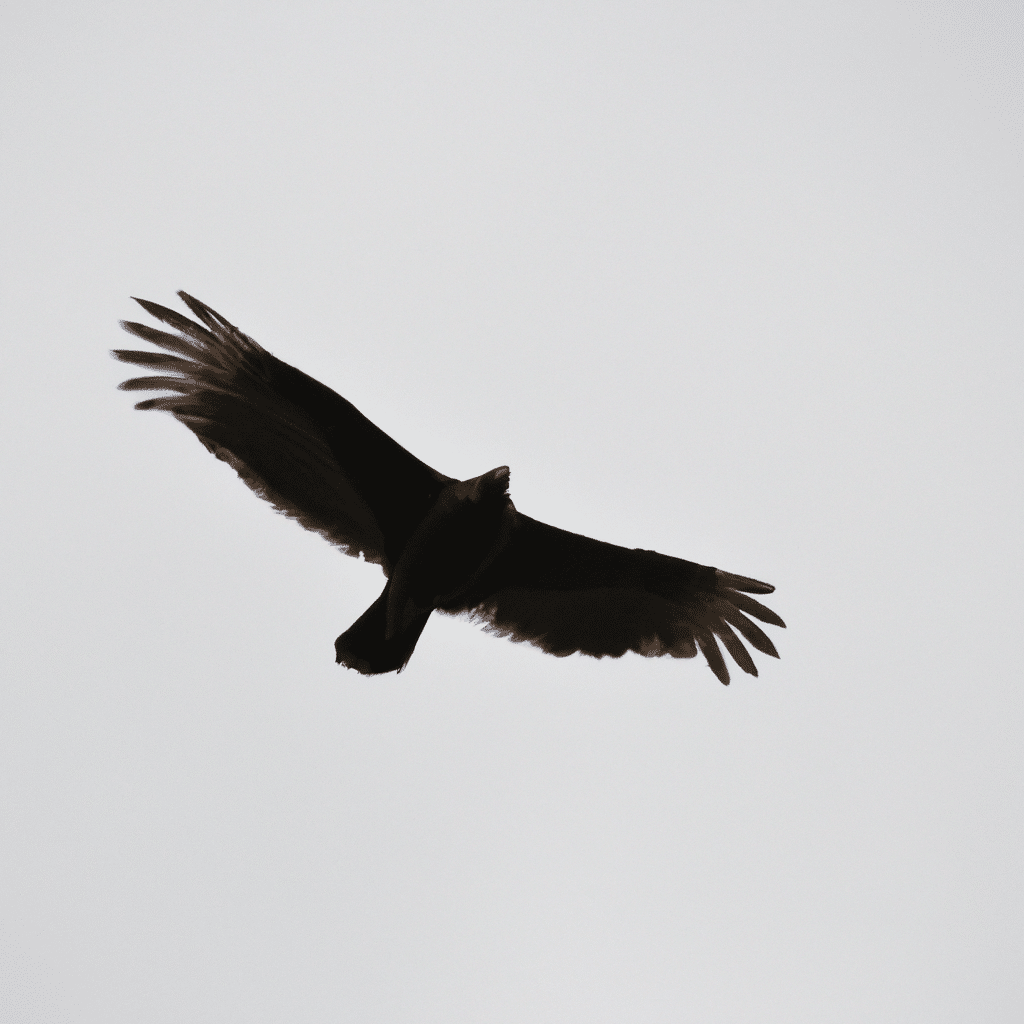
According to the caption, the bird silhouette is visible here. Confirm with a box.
[114,292,784,683]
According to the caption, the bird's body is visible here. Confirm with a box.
[114,292,784,683]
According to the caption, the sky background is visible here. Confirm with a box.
[2,2,1022,1021]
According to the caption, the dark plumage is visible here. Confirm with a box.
[114,292,785,683]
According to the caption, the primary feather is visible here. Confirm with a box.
[114,292,785,682]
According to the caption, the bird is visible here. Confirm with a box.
[113,292,784,683]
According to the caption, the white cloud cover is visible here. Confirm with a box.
[2,2,1021,1020]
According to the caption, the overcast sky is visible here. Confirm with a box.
[2,2,1022,1021]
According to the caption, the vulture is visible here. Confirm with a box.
[113,292,784,683]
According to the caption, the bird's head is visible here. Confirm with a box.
[450,465,510,505]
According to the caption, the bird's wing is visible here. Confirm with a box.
[441,514,785,684]
[113,292,452,572]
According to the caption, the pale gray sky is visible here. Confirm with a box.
[2,2,1022,1021]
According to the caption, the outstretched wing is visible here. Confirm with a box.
[113,292,452,572]
[441,514,785,684]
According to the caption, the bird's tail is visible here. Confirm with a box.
[335,582,432,675]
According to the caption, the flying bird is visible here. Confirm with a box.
[113,292,784,683]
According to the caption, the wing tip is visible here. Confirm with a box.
[716,569,776,595]
[177,290,237,331]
